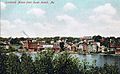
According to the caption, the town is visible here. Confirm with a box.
[0,35,120,55]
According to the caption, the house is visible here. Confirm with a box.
[71,44,77,51]
[115,49,120,54]
[78,43,83,51]
[88,44,93,53]
[83,42,88,53]
[53,43,60,52]
[0,42,10,49]
[90,42,98,52]
[22,39,61,52]
[115,45,120,54]
[109,43,116,51]
[100,45,106,52]
[22,40,43,51]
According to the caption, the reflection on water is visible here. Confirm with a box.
[74,54,120,72]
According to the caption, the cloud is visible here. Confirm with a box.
[13,19,26,25]
[89,3,118,22]
[89,3,117,21]
[63,3,77,11]
[56,14,78,24]
[27,8,46,16]
[32,22,53,31]
[56,14,80,29]
[93,3,116,15]
[0,19,28,37]
[0,19,56,37]
[1,20,15,30]
[0,2,6,10]
[0,19,18,37]
[56,14,88,36]
[56,14,85,29]
[1,15,86,37]
[88,3,120,36]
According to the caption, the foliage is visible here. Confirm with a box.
[0,53,8,74]
[0,37,7,42]
[34,49,54,74]
[0,49,119,74]
[0,46,17,53]
[93,35,102,42]
[53,51,81,74]
[6,53,21,74]
[66,37,74,43]
[54,36,60,42]
[59,42,65,51]
[20,53,34,74]
[10,38,21,45]
[101,38,110,47]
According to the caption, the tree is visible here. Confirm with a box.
[66,37,74,43]
[54,36,60,42]
[93,35,102,42]
[0,52,8,74]
[34,49,54,74]
[43,37,52,44]
[60,41,65,51]
[0,46,17,53]
[21,53,34,74]
[6,53,21,74]
[0,37,7,42]
[10,38,20,45]
[101,38,110,47]
[53,51,81,74]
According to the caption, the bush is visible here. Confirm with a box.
[20,53,34,74]
[6,53,21,74]
[0,49,119,74]
[53,51,81,74]
[0,53,8,74]
[34,49,54,74]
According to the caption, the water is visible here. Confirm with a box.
[73,54,120,72]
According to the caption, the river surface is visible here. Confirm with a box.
[74,54,120,67]
[73,54,120,73]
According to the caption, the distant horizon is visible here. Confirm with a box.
[0,35,120,38]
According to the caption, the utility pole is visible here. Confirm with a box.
[0,19,1,37]
[22,31,29,38]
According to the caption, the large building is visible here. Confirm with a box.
[22,40,44,51]
[22,40,60,52]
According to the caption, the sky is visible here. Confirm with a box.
[0,0,120,37]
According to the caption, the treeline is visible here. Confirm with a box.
[93,35,120,47]
[1,35,120,45]
[0,36,80,45]
[0,49,119,74]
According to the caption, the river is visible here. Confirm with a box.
[73,54,120,72]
